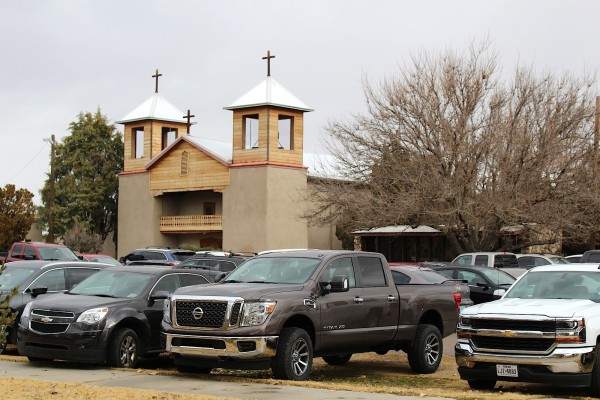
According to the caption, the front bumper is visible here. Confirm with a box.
[164,332,278,360]
[455,340,596,387]
[17,320,107,363]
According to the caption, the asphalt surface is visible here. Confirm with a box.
[0,335,460,400]
[0,358,454,400]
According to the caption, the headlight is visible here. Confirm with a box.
[241,302,276,326]
[459,316,472,327]
[77,307,108,324]
[163,298,171,324]
[21,302,33,319]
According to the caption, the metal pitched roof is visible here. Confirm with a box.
[353,225,443,235]
[117,93,193,124]
[224,76,313,112]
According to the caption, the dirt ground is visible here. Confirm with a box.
[0,346,594,400]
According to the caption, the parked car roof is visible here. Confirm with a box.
[516,253,570,269]
[77,253,122,267]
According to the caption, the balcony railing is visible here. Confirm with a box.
[160,215,223,233]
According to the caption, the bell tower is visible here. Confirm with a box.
[222,51,313,252]
[224,51,312,167]
[118,69,193,172]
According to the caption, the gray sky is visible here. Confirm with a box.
[1,0,598,204]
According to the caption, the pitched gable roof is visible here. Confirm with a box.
[145,135,232,170]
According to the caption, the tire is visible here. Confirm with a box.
[322,354,352,365]
[272,327,313,380]
[587,346,600,397]
[468,379,497,390]
[407,324,443,374]
[107,328,140,369]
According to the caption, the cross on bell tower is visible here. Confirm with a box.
[262,50,275,77]
[152,68,162,93]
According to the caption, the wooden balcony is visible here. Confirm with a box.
[160,215,223,233]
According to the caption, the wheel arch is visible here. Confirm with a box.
[418,310,444,335]
[281,314,315,345]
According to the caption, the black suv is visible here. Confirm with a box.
[175,252,252,282]
[119,247,196,266]
[17,265,211,368]
[0,260,111,353]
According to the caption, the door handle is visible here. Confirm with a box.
[353,296,364,304]
[387,295,397,303]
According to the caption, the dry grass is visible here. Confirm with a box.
[0,347,595,400]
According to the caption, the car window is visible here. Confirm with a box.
[70,270,154,298]
[494,255,519,268]
[171,251,196,261]
[356,256,387,287]
[518,256,533,268]
[11,244,23,256]
[38,247,78,261]
[0,267,37,290]
[67,267,101,289]
[474,255,489,267]
[152,274,181,294]
[143,251,167,261]
[217,261,237,272]
[178,273,210,286]
[457,270,485,286]
[454,255,472,265]
[23,245,37,260]
[533,257,550,267]
[435,269,454,279]
[392,270,410,285]
[320,257,356,288]
[31,268,66,292]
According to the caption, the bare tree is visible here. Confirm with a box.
[308,41,598,255]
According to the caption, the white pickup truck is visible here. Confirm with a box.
[456,263,600,396]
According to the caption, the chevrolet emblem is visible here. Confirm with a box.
[40,316,53,323]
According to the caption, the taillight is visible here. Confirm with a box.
[453,293,461,313]
[167,262,176,266]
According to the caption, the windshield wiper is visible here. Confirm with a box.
[246,280,277,284]
[222,279,243,283]
[85,293,120,298]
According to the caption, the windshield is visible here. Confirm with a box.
[478,268,515,285]
[38,247,79,261]
[224,257,321,284]
[548,256,570,264]
[0,267,37,290]
[505,270,600,301]
[415,269,450,283]
[69,270,155,298]
[89,256,122,267]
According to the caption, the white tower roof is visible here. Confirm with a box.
[224,76,313,112]
[117,93,192,124]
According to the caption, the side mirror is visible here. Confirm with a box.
[476,282,491,290]
[215,272,227,282]
[150,290,170,301]
[330,275,349,293]
[30,286,48,298]
[492,288,506,298]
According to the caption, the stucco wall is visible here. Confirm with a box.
[118,172,177,257]
[223,165,308,253]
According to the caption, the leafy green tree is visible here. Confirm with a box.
[40,109,123,243]
[0,184,36,251]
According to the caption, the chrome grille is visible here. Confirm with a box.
[472,319,555,331]
[175,300,227,328]
[230,302,242,326]
[472,336,554,352]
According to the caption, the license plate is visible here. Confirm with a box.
[496,364,518,377]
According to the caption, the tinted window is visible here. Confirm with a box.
[320,257,356,288]
[171,251,196,261]
[494,255,518,268]
[152,274,181,294]
[435,269,454,279]
[518,256,534,268]
[143,251,167,261]
[11,244,23,256]
[392,270,410,285]
[179,273,210,286]
[68,268,100,288]
[586,253,600,263]
[31,269,66,291]
[24,246,37,260]
[454,255,472,265]
[357,256,387,287]
[217,261,237,272]
[457,270,485,286]
[474,255,489,267]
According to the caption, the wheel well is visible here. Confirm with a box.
[419,310,444,336]
[109,318,150,349]
[282,315,315,345]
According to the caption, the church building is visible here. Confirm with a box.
[117,53,342,255]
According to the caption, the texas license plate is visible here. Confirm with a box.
[496,364,518,377]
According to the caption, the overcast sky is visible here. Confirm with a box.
[2,0,599,204]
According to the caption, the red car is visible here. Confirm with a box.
[4,242,79,263]
[77,253,122,267]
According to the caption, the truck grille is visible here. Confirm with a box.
[175,300,228,328]
[472,319,555,331]
[230,302,242,326]
[472,336,555,352]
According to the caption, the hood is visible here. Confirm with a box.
[30,293,133,312]
[173,282,305,300]
[462,298,597,318]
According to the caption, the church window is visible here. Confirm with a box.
[133,127,144,158]
[278,115,294,150]
[162,127,177,150]
[180,151,189,176]
[242,114,259,149]
[204,202,216,216]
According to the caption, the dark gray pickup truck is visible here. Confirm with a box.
[161,250,460,380]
